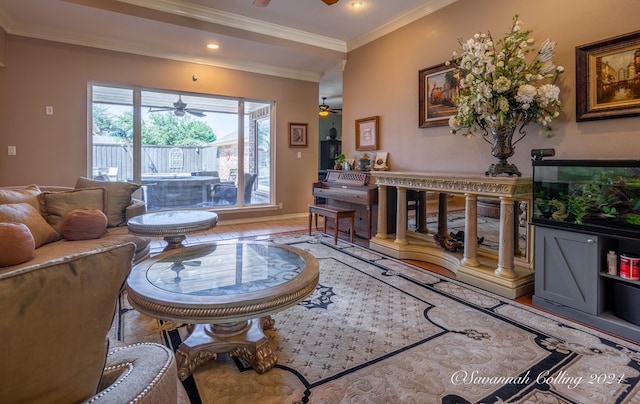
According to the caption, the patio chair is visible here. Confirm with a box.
[212,173,258,205]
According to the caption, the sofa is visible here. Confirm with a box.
[0,242,188,403]
[0,181,150,266]
[0,181,189,402]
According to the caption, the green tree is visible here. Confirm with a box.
[92,105,132,138]
[142,112,216,146]
[92,104,113,133]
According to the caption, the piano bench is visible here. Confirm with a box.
[308,204,355,245]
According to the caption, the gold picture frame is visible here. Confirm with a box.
[355,116,379,151]
[288,123,308,147]
[576,30,640,121]
[419,62,459,128]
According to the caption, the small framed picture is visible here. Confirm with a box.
[288,123,308,147]
[576,30,640,121]
[373,151,388,170]
[356,116,379,151]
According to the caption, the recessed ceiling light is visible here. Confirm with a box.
[206,43,219,50]
[351,1,363,8]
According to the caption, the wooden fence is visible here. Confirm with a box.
[92,144,218,181]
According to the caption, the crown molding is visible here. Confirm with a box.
[347,0,458,52]
[115,0,347,53]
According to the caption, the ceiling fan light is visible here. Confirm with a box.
[351,1,363,8]
[319,110,330,117]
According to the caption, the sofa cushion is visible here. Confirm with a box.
[0,223,35,267]
[41,188,106,234]
[75,177,141,228]
[61,208,108,241]
[0,184,41,209]
[0,203,59,247]
[0,243,135,404]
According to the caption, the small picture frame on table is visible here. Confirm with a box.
[356,116,379,151]
[373,152,388,171]
[288,123,308,147]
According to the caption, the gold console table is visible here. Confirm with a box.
[369,171,533,299]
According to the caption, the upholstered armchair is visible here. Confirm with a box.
[212,173,258,205]
[0,243,187,403]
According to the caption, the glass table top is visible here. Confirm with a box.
[144,242,307,296]
[128,210,218,227]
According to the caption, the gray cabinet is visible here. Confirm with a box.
[533,225,640,343]
[533,226,599,314]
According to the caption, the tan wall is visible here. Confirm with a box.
[0,35,319,218]
[343,0,640,176]
[0,26,7,67]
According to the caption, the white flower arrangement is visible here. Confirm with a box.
[447,14,564,137]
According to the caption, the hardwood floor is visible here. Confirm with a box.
[149,215,534,306]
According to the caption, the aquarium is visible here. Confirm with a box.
[532,160,640,237]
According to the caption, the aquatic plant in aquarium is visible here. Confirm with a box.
[532,160,640,234]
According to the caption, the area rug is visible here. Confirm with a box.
[112,233,640,403]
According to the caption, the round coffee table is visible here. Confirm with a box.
[125,241,319,380]
[127,210,218,251]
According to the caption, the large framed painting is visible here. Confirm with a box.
[576,30,640,121]
[419,62,459,128]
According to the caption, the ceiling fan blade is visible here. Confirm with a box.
[186,110,206,117]
[252,0,271,6]
[322,0,339,5]
[148,107,173,113]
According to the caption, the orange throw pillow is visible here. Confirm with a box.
[0,223,35,267]
[61,209,108,241]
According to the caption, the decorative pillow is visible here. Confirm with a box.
[61,209,108,241]
[0,203,59,247]
[41,188,106,234]
[75,177,141,228]
[0,185,41,210]
[0,223,35,267]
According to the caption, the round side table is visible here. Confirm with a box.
[127,210,218,251]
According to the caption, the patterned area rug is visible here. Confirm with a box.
[112,233,640,403]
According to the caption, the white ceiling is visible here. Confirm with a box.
[0,0,457,110]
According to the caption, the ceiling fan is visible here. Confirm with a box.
[319,97,342,116]
[253,0,339,7]
[148,95,206,117]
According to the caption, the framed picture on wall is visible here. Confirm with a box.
[418,62,459,128]
[288,123,308,147]
[576,30,640,121]
[356,116,379,151]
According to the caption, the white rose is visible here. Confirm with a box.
[516,84,536,103]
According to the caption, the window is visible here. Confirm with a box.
[90,85,273,211]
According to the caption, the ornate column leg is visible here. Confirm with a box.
[495,196,517,278]
[375,184,388,239]
[395,187,408,245]
[462,193,480,267]
[514,200,521,256]
[416,191,428,233]
[437,193,448,238]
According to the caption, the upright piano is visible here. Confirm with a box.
[312,170,396,239]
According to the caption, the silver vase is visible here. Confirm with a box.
[482,123,526,177]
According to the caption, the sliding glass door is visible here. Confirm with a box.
[90,84,273,211]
